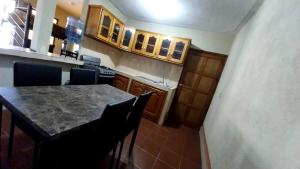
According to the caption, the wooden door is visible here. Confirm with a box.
[156,36,172,60]
[171,49,226,129]
[97,9,113,41]
[169,38,190,64]
[120,27,135,51]
[109,18,124,46]
[113,74,129,91]
[129,80,167,123]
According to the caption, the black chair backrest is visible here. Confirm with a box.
[14,62,62,86]
[127,92,153,130]
[95,97,136,154]
[69,68,97,85]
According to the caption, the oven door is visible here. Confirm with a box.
[98,75,115,85]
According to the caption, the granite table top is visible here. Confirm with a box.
[0,84,135,138]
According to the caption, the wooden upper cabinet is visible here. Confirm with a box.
[132,31,147,53]
[132,30,159,56]
[120,27,135,51]
[169,38,190,64]
[85,5,102,37]
[156,36,172,60]
[97,9,113,41]
[85,5,191,65]
[109,18,124,46]
[144,34,159,56]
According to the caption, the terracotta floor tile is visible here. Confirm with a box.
[180,157,201,169]
[153,159,175,169]
[148,132,167,145]
[158,147,181,169]
[0,111,201,169]
[139,138,162,157]
[132,147,156,169]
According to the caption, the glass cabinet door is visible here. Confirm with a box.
[156,36,172,60]
[133,31,146,53]
[144,34,159,56]
[169,38,190,63]
[109,19,123,46]
[120,27,135,51]
[98,10,113,41]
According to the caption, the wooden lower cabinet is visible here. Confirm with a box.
[113,74,130,91]
[129,80,167,122]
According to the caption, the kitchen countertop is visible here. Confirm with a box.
[0,85,135,137]
[114,67,178,125]
[0,46,84,65]
[115,68,177,92]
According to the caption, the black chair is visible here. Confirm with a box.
[69,68,97,85]
[10,62,62,168]
[14,62,62,86]
[56,97,136,169]
[115,92,152,169]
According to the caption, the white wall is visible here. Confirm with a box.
[0,54,76,86]
[203,0,300,169]
[127,19,235,55]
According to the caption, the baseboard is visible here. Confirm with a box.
[200,126,211,169]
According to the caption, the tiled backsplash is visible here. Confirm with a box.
[117,52,183,87]
[81,36,183,87]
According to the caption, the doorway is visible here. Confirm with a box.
[170,49,226,129]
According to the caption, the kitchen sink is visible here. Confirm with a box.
[135,76,171,88]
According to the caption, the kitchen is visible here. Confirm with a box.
[1,0,298,169]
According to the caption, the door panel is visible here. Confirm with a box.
[110,19,123,46]
[144,34,159,56]
[170,50,226,129]
[120,27,135,51]
[169,38,189,63]
[132,31,147,53]
[156,36,172,60]
[98,10,113,41]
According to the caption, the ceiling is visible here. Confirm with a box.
[111,0,258,32]
[57,0,83,17]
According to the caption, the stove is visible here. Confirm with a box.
[80,55,116,85]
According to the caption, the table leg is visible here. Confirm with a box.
[8,114,15,159]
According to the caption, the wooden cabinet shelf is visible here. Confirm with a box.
[85,5,191,65]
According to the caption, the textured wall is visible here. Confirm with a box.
[204,0,300,169]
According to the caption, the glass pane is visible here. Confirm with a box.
[172,41,185,59]
[159,39,171,56]
[102,15,111,27]
[122,30,132,47]
[134,34,144,50]
[111,23,120,43]
[100,28,109,37]
[146,36,157,53]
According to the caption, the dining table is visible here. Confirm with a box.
[0,84,135,169]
